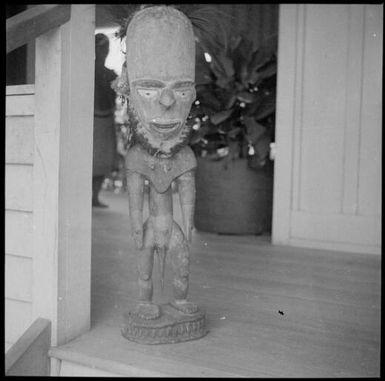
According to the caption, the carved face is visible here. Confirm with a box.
[130,77,195,139]
[124,6,196,156]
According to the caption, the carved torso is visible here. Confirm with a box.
[125,144,197,193]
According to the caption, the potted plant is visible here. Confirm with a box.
[189,34,277,235]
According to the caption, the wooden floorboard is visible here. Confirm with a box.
[53,190,381,377]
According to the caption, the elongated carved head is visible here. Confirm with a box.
[123,6,196,157]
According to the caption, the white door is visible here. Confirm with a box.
[272,4,382,254]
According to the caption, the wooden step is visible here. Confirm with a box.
[52,358,123,377]
[49,340,242,377]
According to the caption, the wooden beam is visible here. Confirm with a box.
[6,4,71,54]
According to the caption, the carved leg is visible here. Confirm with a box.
[169,222,198,314]
[136,221,160,320]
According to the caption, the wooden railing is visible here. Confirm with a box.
[6,4,71,53]
[5,318,51,376]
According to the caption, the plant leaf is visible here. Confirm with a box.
[244,91,263,116]
[254,89,276,120]
[257,61,277,80]
[243,117,266,144]
[213,53,234,79]
[255,103,275,121]
[237,92,257,103]
[196,76,214,86]
[216,77,232,89]
[225,92,238,109]
[227,127,242,138]
[195,49,213,85]
[233,36,253,65]
[245,70,259,85]
[187,6,233,54]
[210,58,226,79]
[197,89,222,111]
[255,133,271,160]
[229,35,242,52]
[247,49,267,72]
[190,124,210,144]
[210,109,233,125]
[231,36,254,86]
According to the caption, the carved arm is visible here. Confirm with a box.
[126,170,145,249]
[176,170,196,244]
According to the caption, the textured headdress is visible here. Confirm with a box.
[125,6,195,82]
[111,5,231,96]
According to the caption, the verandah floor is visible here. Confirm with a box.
[53,189,381,377]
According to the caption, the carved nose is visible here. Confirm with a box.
[159,88,176,108]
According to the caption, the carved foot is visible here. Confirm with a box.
[170,300,198,314]
[135,302,161,320]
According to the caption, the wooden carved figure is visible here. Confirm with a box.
[114,5,207,344]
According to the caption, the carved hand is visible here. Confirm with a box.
[185,221,194,244]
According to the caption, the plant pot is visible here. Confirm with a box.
[194,156,273,235]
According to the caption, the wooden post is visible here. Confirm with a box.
[33,4,95,346]
[271,4,300,246]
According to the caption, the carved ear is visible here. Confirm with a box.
[111,61,130,96]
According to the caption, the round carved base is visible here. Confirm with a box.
[121,303,208,344]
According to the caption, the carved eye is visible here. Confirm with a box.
[137,89,158,99]
[176,89,192,98]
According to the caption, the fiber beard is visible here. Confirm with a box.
[128,102,192,158]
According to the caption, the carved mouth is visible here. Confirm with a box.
[150,121,181,133]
